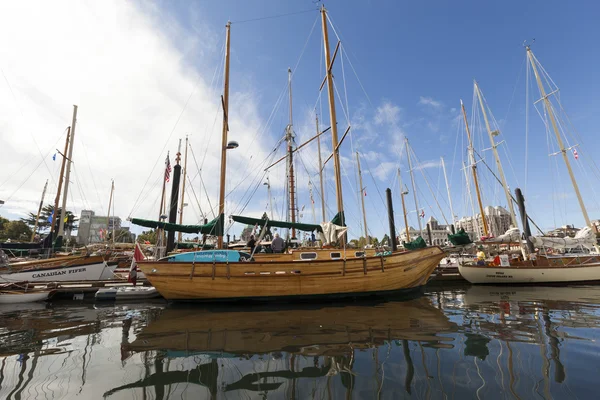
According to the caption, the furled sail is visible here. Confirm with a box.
[130,214,224,236]
[447,229,472,246]
[230,215,322,233]
[480,227,521,244]
[530,226,597,250]
[403,236,427,250]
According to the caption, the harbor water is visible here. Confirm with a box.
[1,285,599,399]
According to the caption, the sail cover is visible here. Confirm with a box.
[447,229,472,246]
[319,222,348,245]
[530,226,597,250]
[230,215,323,232]
[480,227,521,244]
[130,214,224,236]
[403,236,427,250]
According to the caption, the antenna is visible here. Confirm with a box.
[523,38,536,48]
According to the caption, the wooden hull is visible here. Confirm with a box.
[7,254,106,271]
[0,261,117,283]
[125,296,456,356]
[458,255,600,284]
[138,246,445,301]
[0,290,52,304]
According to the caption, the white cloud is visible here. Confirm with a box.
[374,102,401,125]
[414,160,441,171]
[373,161,396,181]
[0,1,271,234]
[418,96,443,108]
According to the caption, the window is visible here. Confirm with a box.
[330,252,342,259]
[355,251,366,258]
[300,252,317,260]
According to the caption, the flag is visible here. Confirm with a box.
[363,189,367,197]
[420,210,425,218]
[164,154,172,182]
[573,148,579,160]
[52,153,56,161]
[128,242,145,285]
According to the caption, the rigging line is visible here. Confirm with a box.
[230,8,317,24]
[0,67,56,182]
[340,44,373,107]
[410,149,449,225]
[186,173,205,221]
[188,144,215,219]
[77,127,105,215]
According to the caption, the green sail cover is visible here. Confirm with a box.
[402,236,427,250]
[131,214,224,236]
[447,229,472,246]
[330,211,346,227]
[230,215,323,233]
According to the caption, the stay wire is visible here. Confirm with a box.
[230,8,318,25]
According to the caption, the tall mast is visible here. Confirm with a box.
[356,152,369,244]
[286,68,297,238]
[158,152,169,220]
[58,105,78,237]
[397,168,410,242]
[474,82,519,229]
[31,179,48,241]
[405,138,423,236]
[217,22,231,249]
[440,157,455,226]
[461,99,489,237]
[526,46,592,228]
[51,127,70,235]
[316,115,326,222]
[178,135,189,243]
[106,179,114,243]
[321,6,345,236]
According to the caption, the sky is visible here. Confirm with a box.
[1,0,600,241]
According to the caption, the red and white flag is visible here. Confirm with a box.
[573,148,579,160]
[164,154,172,182]
[128,243,145,285]
[420,210,425,218]
[363,188,367,197]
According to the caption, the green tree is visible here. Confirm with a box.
[21,204,78,233]
[372,237,380,247]
[0,216,8,232]
[381,234,390,247]
[138,229,157,244]
[0,220,33,241]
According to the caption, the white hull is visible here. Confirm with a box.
[458,262,600,284]
[0,262,117,283]
[0,291,51,304]
[95,286,160,301]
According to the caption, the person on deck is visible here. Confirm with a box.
[272,233,285,253]
[247,235,256,254]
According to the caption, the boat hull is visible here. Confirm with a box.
[458,260,600,284]
[0,291,51,304]
[138,246,446,301]
[0,261,117,283]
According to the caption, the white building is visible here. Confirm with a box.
[398,216,477,246]
[77,210,123,245]
[456,205,512,238]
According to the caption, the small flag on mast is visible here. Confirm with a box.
[420,210,425,218]
[165,154,172,182]
[573,148,579,160]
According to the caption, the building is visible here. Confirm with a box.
[76,210,123,245]
[456,206,512,238]
[398,216,477,246]
[546,225,580,238]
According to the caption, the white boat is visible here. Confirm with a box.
[0,261,117,283]
[95,286,160,301]
[0,290,53,304]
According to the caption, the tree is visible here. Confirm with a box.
[240,225,253,241]
[381,234,390,247]
[138,229,157,244]
[21,204,78,234]
[372,237,380,247]
[0,216,8,232]
[0,220,33,241]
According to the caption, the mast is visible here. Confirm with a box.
[178,135,189,243]
[166,141,182,253]
[316,115,326,222]
[440,157,456,227]
[356,152,370,244]
[526,46,592,228]
[31,179,48,241]
[265,176,273,219]
[217,21,231,249]
[397,168,410,242]
[51,127,70,235]
[321,6,345,238]
[405,138,423,236]
[106,180,114,243]
[158,153,169,219]
[461,99,489,237]
[286,67,297,238]
[474,82,519,229]
[58,105,78,237]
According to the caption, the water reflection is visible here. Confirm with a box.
[0,286,600,399]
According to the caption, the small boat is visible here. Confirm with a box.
[95,286,160,301]
[0,260,118,283]
[0,290,53,304]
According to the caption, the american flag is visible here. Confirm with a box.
[573,148,579,160]
[165,154,172,182]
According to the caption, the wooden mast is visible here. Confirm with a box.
[31,179,48,241]
[58,105,78,238]
[178,136,189,243]
[356,152,369,244]
[106,180,114,243]
[397,168,410,242]
[316,115,326,222]
[51,127,70,235]
[405,138,423,236]
[286,68,297,238]
[461,99,489,237]
[440,157,455,227]
[217,22,231,249]
[526,46,592,228]
[474,82,519,229]
[321,6,345,239]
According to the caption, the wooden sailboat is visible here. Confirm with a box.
[458,47,600,284]
[134,8,445,301]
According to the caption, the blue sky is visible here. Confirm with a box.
[1,0,599,240]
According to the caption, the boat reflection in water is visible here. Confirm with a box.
[2,287,600,399]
